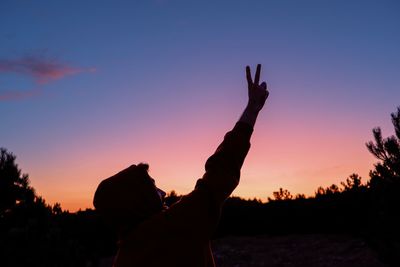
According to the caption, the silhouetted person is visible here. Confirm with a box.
[93,64,269,267]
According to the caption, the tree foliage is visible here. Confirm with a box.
[0,148,35,217]
[366,107,400,180]
[365,107,400,265]
[271,188,293,201]
[341,173,363,192]
[366,107,400,198]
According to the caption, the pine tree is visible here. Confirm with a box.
[0,148,35,218]
[366,107,400,264]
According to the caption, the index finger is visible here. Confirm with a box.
[254,64,261,85]
[246,66,253,86]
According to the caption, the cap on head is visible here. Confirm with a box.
[93,163,162,228]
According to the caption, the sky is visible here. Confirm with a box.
[1,0,399,211]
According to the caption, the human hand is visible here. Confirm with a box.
[246,64,269,112]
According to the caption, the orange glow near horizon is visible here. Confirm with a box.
[24,110,380,212]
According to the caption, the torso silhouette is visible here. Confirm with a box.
[113,122,253,267]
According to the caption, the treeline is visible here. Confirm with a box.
[0,107,399,266]
[217,173,370,237]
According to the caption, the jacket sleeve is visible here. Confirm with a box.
[197,121,253,204]
[163,122,253,239]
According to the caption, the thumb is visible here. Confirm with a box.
[260,82,267,89]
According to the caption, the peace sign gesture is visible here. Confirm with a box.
[246,64,269,112]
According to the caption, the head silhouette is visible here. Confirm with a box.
[93,163,164,232]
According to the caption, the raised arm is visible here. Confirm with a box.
[198,64,269,203]
[163,64,269,238]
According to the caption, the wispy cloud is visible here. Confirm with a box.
[0,55,94,84]
[0,88,41,101]
[0,53,95,101]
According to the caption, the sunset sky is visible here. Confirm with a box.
[1,0,399,211]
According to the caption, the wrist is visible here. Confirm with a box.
[239,106,259,128]
[245,104,261,115]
